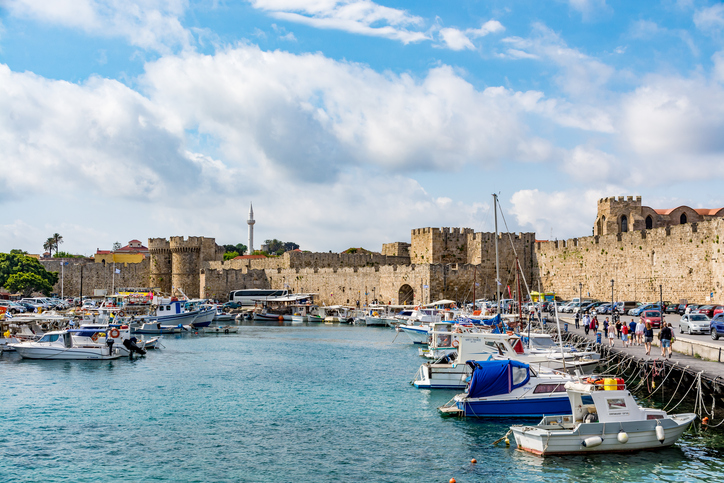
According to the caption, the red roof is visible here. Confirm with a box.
[116,244,148,252]
[654,206,724,216]
[96,250,112,255]
[234,255,267,259]
[128,239,142,244]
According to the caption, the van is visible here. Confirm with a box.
[620,301,639,312]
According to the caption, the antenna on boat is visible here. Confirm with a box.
[493,193,500,318]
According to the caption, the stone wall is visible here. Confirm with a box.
[205,250,410,272]
[381,242,410,257]
[410,227,474,264]
[41,258,149,297]
[148,238,172,294]
[535,220,724,304]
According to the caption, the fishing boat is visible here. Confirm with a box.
[8,330,124,360]
[133,322,187,334]
[437,360,574,417]
[510,379,696,455]
[133,298,214,329]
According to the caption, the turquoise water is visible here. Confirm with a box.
[2,323,724,482]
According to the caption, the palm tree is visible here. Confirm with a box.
[43,238,53,256]
[52,233,63,256]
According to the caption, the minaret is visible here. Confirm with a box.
[247,203,255,254]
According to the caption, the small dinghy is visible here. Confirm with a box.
[510,379,696,455]
[204,325,239,334]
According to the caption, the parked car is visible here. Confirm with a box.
[695,305,716,318]
[665,302,680,314]
[222,301,242,310]
[581,301,607,314]
[711,313,724,340]
[640,310,662,329]
[713,306,724,318]
[678,303,699,315]
[630,303,661,317]
[0,300,27,314]
[597,303,612,314]
[679,313,711,335]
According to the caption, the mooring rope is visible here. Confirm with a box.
[665,369,702,412]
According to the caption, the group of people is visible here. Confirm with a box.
[575,310,675,358]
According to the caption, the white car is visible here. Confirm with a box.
[679,314,711,335]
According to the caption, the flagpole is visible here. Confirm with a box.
[61,262,64,299]
[112,260,115,295]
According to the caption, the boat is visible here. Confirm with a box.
[253,294,317,321]
[133,322,187,335]
[204,325,239,334]
[438,360,574,417]
[133,298,214,329]
[510,379,697,455]
[8,330,124,360]
[413,329,599,389]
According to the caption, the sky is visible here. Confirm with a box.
[3,0,724,256]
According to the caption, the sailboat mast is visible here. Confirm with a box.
[493,194,500,315]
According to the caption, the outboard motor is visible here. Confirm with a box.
[106,337,115,355]
[122,336,147,356]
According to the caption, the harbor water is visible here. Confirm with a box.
[2,323,724,482]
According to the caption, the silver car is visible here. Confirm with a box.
[679,313,711,335]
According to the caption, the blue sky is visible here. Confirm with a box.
[3,0,724,255]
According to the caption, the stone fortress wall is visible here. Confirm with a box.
[40,195,724,306]
[536,218,724,304]
[41,258,150,298]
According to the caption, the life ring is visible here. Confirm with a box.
[452,339,459,348]
[91,333,99,342]
[109,328,120,338]
[118,310,126,317]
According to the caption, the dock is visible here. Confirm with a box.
[541,314,724,425]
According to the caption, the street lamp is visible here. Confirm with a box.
[660,284,664,322]
[579,281,582,309]
[611,279,614,320]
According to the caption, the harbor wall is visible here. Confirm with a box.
[535,219,724,304]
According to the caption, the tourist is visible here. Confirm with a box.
[590,316,598,335]
[615,319,622,338]
[621,323,630,347]
[574,311,580,329]
[607,322,616,347]
[644,322,654,355]
[659,322,673,358]
[628,319,637,339]
[635,319,645,346]
[584,314,590,335]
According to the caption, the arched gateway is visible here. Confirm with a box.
[398,284,414,305]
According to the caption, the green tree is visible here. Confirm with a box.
[223,251,239,260]
[5,272,53,297]
[43,238,54,256]
[223,244,247,256]
[0,253,59,289]
[9,249,27,255]
[54,251,84,258]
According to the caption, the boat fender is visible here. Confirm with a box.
[656,423,665,443]
[581,436,603,448]
[224,329,229,334]
[452,340,459,348]
[109,328,120,339]
[617,431,629,443]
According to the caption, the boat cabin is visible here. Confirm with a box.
[566,381,666,424]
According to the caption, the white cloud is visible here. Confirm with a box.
[561,145,619,182]
[249,0,428,44]
[2,0,193,52]
[439,28,475,51]
[567,0,610,21]
[694,4,724,33]
[438,20,504,51]
[510,189,607,240]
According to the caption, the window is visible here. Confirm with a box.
[533,384,566,394]
[620,215,628,232]
[607,398,627,410]
[680,213,687,224]
[645,216,653,229]
[512,366,528,386]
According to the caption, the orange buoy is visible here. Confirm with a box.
[471,458,477,464]
[278,315,284,321]
[450,479,456,483]
[702,417,709,426]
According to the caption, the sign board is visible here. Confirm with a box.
[94,289,108,296]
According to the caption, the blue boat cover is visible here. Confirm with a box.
[465,360,530,398]
[482,314,502,326]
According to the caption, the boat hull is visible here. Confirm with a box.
[11,345,122,360]
[458,396,571,418]
[413,364,469,389]
[398,325,429,344]
[512,414,696,455]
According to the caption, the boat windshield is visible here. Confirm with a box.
[530,337,557,348]
[39,334,60,343]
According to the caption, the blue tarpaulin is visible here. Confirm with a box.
[482,314,502,326]
[465,360,530,398]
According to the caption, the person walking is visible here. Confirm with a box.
[621,323,630,347]
[615,319,622,338]
[659,322,673,358]
[590,316,598,336]
[584,313,590,335]
[575,311,580,329]
[635,319,645,346]
[607,322,616,347]
[644,321,654,355]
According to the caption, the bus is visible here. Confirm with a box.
[229,289,289,306]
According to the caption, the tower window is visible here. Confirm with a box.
[680,213,687,224]
[645,216,653,229]
[620,215,628,233]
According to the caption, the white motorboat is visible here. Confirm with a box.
[437,360,575,417]
[413,330,599,389]
[511,379,696,455]
[8,330,124,360]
